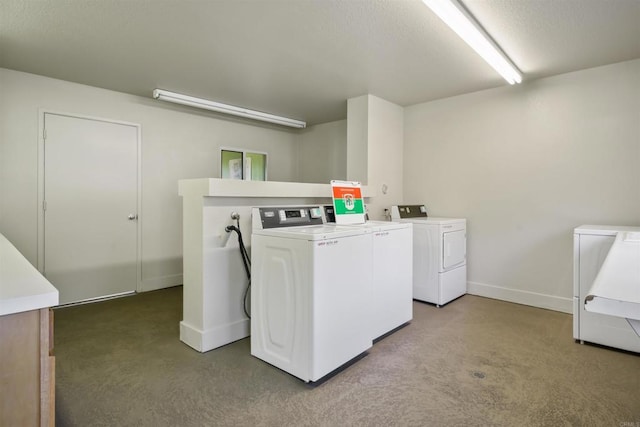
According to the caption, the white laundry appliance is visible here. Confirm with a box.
[573,225,640,353]
[391,205,467,307]
[250,206,373,382]
[324,206,413,340]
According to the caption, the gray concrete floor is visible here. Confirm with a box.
[54,287,640,426]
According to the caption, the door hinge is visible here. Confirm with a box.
[43,128,47,140]
[43,200,47,211]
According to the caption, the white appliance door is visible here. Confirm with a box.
[443,229,466,270]
[250,235,311,380]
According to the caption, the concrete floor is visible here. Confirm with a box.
[54,287,640,426]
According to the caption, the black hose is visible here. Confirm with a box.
[225,221,251,318]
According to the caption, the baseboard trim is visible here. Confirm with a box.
[140,274,183,292]
[467,281,572,314]
[180,318,250,353]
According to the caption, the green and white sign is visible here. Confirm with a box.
[331,180,366,224]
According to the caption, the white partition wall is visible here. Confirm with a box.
[178,178,373,352]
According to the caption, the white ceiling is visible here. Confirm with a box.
[1,0,639,126]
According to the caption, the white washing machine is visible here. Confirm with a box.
[324,206,413,340]
[391,205,467,307]
[251,206,373,382]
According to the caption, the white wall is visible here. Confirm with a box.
[404,59,640,312]
[346,95,369,184]
[346,95,404,220]
[366,95,404,220]
[0,68,300,290]
[296,119,347,184]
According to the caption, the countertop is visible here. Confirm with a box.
[178,178,375,198]
[0,233,59,316]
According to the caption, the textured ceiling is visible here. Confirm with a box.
[1,0,639,125]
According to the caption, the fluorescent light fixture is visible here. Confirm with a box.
[152,89,306,128]
[422,0,522,84]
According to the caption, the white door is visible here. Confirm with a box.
[43,113,139,304]
[443,229,466,270]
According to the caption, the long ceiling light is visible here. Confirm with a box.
[152,89,307,128]
[422,0,522,85]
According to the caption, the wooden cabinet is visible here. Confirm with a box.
[0,308,55,426]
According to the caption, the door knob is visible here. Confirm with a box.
[128,214,138,220]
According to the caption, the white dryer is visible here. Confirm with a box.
[573,225,640,353]
[251,206,373,383]
[391,205,467,307]
[324,206,413,340]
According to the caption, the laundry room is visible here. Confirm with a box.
[1,1,639,426]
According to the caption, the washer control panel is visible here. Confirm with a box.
[258,206,324,229]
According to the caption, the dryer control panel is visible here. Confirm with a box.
[391,205,428,219]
